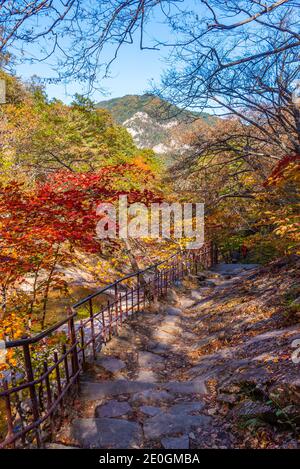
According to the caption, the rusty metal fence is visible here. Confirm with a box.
[0,242,217,448]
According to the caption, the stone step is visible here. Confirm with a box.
[164,380,208,395]
[80,379,208,401]
[211,263,259,276]
[95,357,126,373]
[164,306,182,316]
[72,418,143,449]
[66,264,242,449]
[138,350,165,364]
[95,400,132,418]
[129,389,174,405]
[72,398,211,449]
[80,380,156,399]
[162,435,189,449]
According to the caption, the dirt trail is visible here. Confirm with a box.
[52,262,300,449]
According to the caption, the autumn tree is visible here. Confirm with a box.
[0,163,162,328]
[0,71,163,184]
[1,2,299,88]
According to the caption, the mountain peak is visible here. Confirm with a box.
[96,94,214,158]
[96,94,204,124]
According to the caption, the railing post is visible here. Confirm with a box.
[114,284,119,330]
[145,279,150,308]
[165,270,168,295]
[68,309,80,382]
[43,360,54,434]
[153,266,158,302]
[119,293,123,327]
[137,273,140,313]
[131,287,134,316]
[101,308,107,344]
[214,243,218,265]
[62,344,70,385]
[125,290,128,318]
[175,256,179,282]
[53,352,63,411]
[22,342,42,447]
[88,298,96,360]
[79,321,86,364]
[158,269,161,298]
[107,301,112,339]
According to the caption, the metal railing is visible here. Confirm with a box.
[0,242,217,448]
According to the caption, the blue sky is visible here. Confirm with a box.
[11,1,208,104]
[13,3,180,105]
[15,40,169,104]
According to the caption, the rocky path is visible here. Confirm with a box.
[52,262,300,449]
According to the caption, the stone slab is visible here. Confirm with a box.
[140,405,161,416]
[179,298,195,308]
[130,389,174,405]
[96,357,126,373]
[143,411,211,439]
[81,380,155,400]
[161,435,189,449]
[72,418,143,449]
[46,443,78,449]
[138,351,165,369]
[153,330,176,343]
[163,381,208,395]
[136,370,157,383]
[95,400,131,418]
[149,343,171,354]
[165,306,182,316]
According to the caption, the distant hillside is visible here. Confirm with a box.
[96,94,215,158]
[97,94,212,124]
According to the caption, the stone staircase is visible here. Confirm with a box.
[53,264,261,449]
